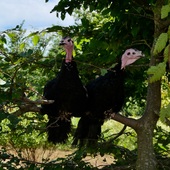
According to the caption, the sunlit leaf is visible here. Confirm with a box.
[0,79,6,85]
[147,62,166,83]
[6,32,16,40]
[153,33,168,55]
[27,31,39,38]
[32,35,39,46]
[163,44,170,62]
[160,104,170,123]
[19,43,25,51]
[161,4,170,19]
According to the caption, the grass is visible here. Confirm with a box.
[0,115,170,169]
[71,117,137,151]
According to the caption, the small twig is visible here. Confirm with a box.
[73,59,107,71]
[23,97,54,105]
[131,39,152,49]
[108,125,127,141]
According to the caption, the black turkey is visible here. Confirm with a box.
[41,37,88,144]
[73,48,144,146]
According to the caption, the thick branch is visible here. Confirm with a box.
[110,113,138,130]
[13,104,40,116]
[12,97,54,116]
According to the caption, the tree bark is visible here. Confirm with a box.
[112,1,164,167]
[111,81,161,170]
[136,81,161,170]
[136,127,157,170]
[135,1,165,169]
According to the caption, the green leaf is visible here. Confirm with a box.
[0,35,7,44]
[168,25,170,38]
[131,26,140,37]
[100,68,108,76]
[27,31,39,38]
[19,43,25,51]
[109,63,118,69]
[32,35,39,46]
[61,12,66,20]
[158,144,167,151]
[147,62,166,83]
[160,104,170,123]
[163,44,170,62]
[6,32,16,40]
[153,33,168,55]
[102,8,110,15]
[0,79,6,85]
[161,4,170,19]
[67,7,73,16]
[0,112,8,121]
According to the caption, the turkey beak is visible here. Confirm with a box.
[138,51,145,58]
[140,52,145,57]
[59,40,65,46]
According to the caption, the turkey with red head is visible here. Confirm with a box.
[73,48,144,147]
[41,37,88,144]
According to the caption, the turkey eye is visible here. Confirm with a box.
[127,52,130,55]
[68,39,71,42]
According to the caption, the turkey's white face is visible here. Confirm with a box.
[59,37,74,51]
[121,48,144,69]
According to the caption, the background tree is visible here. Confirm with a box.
[0,24,62,148]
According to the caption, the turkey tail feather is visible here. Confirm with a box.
[47,116,71,144]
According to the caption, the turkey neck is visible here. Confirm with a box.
[65,48,73,63]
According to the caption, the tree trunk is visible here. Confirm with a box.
[136,127,157,170]
[136,80,161,170]
[135,1,167,169]
[136,87,160,170]
[111,1,168,169]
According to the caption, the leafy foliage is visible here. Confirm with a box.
[164,44,170,62]
[161,4,170,19]
[153,33,168,56]
[147,62,166,83]
[160,104,170,123]
[0,25,61,149]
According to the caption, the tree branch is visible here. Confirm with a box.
[22,97,54,105]
[13,104,41,116]
[106,125,127,142]
[12,97,54,116]
[110,113,138,130]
